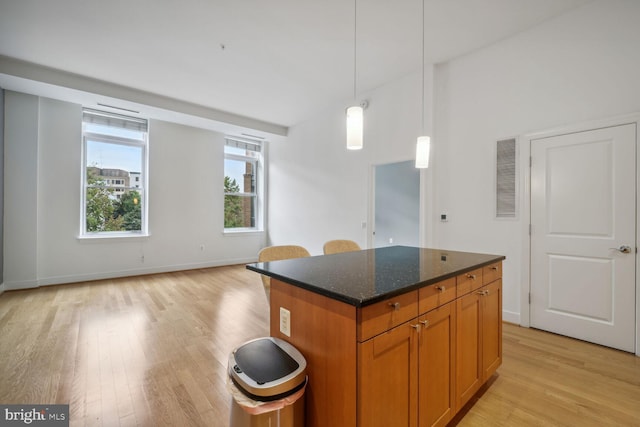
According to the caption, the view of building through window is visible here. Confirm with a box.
[82,109,147,235]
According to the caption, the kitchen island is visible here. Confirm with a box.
[247,246,505,427]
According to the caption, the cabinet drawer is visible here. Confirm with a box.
[358,291,418,342]
[483,262,502,285]
[456,268,482,297]
[418,278,456,314]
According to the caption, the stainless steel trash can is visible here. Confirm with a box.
[228,337,307,427]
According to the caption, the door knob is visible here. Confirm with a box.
[610,245,632,254]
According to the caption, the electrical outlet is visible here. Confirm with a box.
[280,307,291,337]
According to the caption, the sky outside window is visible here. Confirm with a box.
[225,158,253,192]
[86,140,142,173]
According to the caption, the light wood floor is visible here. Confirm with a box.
[0,265,638,426]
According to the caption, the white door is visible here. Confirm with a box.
[530,124,636,352]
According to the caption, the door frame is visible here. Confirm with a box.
[519,113,640,356]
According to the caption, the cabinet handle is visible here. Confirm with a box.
[410,324,421,331]
[467,274,477,280]
[435,285,446,292]
[420,319,430,327]
[388,302,400,311]
[491,266,498,271]
[476,290,489,296]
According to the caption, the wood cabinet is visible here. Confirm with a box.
[358,320,419,427]
[456,270,503,410]
[269,260,502,427]
[455,289,483,409]
[456,268,482,296]
[357,302,456,427]
[358,290,418,341]
[418,301,456,427]
[269,282,358,427]
[481,279,502,380]
[419,277,456,313]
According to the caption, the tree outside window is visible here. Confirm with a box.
[224,176,244,228]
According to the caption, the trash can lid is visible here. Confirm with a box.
[229,337,307,400]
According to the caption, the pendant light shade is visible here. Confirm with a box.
[415,135,431,168]
[346,105,363,150]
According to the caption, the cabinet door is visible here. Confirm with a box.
[455,291,482,410]
[418,302,456,427]
[481,280,502,380]
[358,321,419,427]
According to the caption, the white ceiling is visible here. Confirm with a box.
[0,0,591,132]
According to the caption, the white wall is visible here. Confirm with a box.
[432,0,640,323]
[268,67,434,255]
[4,92,266,289]
[4,91,38,289]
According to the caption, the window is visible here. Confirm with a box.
[224,137,263,231]
[81,109,148,236]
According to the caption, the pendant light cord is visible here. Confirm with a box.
[353,0,358,101]
[421,0,425,134]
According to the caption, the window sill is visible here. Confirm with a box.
[77,232,151,241]
[223,228,264,237]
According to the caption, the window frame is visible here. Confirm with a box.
[80,116,149,238]
[223,138,264,233]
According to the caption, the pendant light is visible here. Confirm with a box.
[415,135,431,168]
[346,0,363,150]
[415,0,430,168]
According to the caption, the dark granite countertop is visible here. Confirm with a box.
[246,246,505,307]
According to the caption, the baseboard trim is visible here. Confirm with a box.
[3,279,39,291]
[6,258,259,290]
[502,310,521,325]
